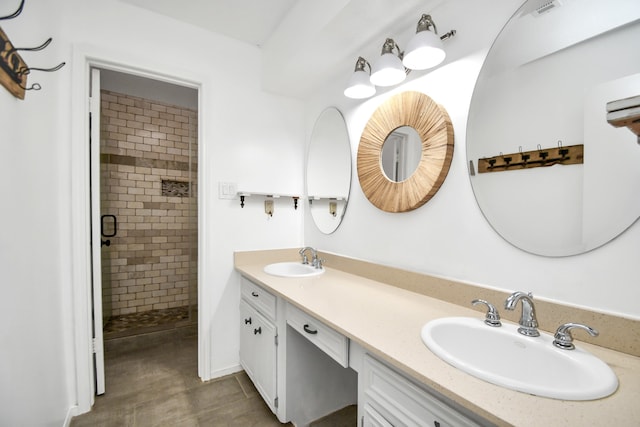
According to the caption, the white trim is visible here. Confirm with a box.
[70,44,210,415]
[211,364,244,379]
[63,405,78,427]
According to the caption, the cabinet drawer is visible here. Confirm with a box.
[241,276,276,321]
[286,303,349,368]
[362,355,482,427]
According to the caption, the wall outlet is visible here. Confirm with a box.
[218,182,237,199]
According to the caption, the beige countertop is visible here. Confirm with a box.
[235,260,640,427]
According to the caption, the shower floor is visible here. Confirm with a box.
[104,306,196,339]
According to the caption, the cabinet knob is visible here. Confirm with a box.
[244,317,252,325]
[251,291,259,297]
[254,327,262,335]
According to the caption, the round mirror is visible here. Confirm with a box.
[381,126,422,182]
[358,91,454,213]
[306,107,352,234]
[467,0,640,256]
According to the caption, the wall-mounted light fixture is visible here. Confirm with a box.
[343,57,376,99]
[344,14,455,99]
[370,38,407,87]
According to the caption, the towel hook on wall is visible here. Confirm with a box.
[0,0,66,98]
[0,0,25,21]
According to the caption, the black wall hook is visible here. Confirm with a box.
[0,0,25,21]
[0,1,66,99]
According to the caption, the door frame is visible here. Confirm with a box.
[69,46,210,415]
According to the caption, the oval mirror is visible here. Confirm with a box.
[306,107,352,234]
[467,0,640,256]
[381,126,422,182]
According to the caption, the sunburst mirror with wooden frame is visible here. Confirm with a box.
[357,91,454,212]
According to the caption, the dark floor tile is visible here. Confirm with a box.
[71,327,352,427]
[235,371,259,398]
[70,403,134,427]
[133,391,193,426]
[310,404,357,427]
[188,376,247,415]
[197,395,291,427]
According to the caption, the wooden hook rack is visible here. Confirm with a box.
[0,0,65,99]
[478,144,584,174]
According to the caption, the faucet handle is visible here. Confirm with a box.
[553,322,599,350]
[314,258,325,269]
[472,299,502,327]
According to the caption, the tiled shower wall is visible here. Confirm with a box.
[100,90,197,317]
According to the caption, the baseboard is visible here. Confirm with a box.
[209,364,243,380]
[63,405,79,427]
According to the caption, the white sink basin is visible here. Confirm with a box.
[263,262,324,278]
[421,317,618,400]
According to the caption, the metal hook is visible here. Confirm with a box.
[519,146,530,163]
[18,82,41,91]
[537,144,548,160]
[557,140,569,157]
[7,37,52,54]
[17,61,66,76]
[0,0,25,21]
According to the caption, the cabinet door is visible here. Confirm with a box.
[240,300,277,412]
[362,403,394,427]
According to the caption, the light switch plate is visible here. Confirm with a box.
[218,182,237,199]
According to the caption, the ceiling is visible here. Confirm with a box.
[118,0,445,98]
[119,0,298,47]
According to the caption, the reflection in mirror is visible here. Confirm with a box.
[381,126,422,182]
[466,0,640,256]
[306,107,352,234]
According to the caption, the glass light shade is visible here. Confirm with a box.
[370,53,406,87]
[344,70,376,99]
[402,30,446,70]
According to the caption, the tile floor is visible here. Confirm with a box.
[103,306,195,339]
[70,325,356,427]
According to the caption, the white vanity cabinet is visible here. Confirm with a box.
[360,355,484,427]
[239,275,358,426]
[239,277,278,413]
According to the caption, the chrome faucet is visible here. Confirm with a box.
[299,247,318,267]
[504,291,540,337]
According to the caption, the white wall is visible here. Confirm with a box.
[0,2,73,425]
[303,0,640,319]
[2,0,638,424]
[0,0,303,425]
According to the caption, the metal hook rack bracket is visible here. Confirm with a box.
[477,144,584,174]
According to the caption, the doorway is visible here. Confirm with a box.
[94,68,199,389]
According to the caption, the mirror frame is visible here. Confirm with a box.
[357,91,454,212]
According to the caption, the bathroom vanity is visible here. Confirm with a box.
[235,249,640,426]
